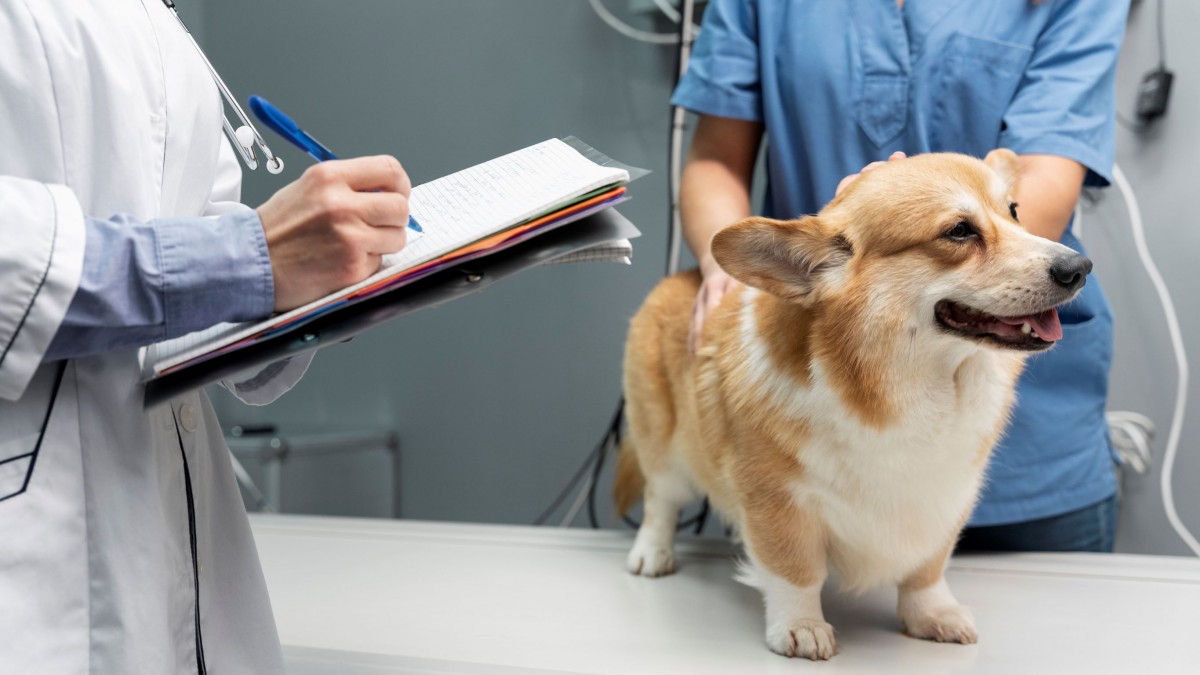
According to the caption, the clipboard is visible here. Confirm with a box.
[143,208,640,408]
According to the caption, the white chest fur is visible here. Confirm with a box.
[735,292,1017,589]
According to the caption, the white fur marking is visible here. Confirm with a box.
[740,560,836,660]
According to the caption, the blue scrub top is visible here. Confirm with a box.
[673,0,1129,526]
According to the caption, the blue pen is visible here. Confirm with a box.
[248,95,422,234]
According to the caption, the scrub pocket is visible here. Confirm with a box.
[929,33,1033,156]
[858,74,909,147]
[1011,279,1115,466]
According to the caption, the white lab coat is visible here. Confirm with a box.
[0,2,308,672]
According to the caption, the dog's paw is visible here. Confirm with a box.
[901,604,978,645]
[625,542,676,577]
[766,619,837,661]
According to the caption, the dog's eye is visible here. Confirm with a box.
[1009,202,1019,221]
[944,221,977,242]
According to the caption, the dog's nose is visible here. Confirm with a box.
[1049,253,1093,291]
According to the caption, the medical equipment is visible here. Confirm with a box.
[160,0,284,174]
[1135,0,1172,122]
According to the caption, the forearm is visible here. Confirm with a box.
[45,211,274,361]
[680,116,763,275]
[1013,154,1087,242]
[681,161,755,274]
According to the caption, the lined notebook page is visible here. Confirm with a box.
[147,139,629,376]
[381,139,628,270]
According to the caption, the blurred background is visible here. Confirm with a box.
[178,0,1199,556]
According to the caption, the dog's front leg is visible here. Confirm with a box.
[897,539,978,644]
[740,496,836,660]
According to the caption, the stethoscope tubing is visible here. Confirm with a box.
[161,1,284,174]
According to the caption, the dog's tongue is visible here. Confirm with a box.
[998,308,1063,342]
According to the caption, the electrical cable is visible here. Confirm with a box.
[1110,419,1152,474]
[1108,410,1156,475]
[587,0,698,45]
[532,426,609,526]
[1117,111,1146,132]
[560,472,595,527]
[651,0,682,23]
[1155,0,1167,69]
[579,402,709,533]
[1080,208,1154,478]
[691,497,710,534]
[1111,163,1200,557]
[585,407,620,528]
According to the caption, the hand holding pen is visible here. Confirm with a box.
[249,95,423,235]
[256,155,412,312]
[246,95,422,311]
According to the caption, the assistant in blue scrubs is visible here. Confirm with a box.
[673,0,1130,550]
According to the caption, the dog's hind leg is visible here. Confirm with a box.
[625,468,696,577]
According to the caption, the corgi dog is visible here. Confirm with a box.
[614,150,1091,660]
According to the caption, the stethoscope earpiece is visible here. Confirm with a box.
[234,126,257,152]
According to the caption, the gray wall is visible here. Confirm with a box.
[199,1,1200,553]
[177,1,203,39]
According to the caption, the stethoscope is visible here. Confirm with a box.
[160,0,284,174]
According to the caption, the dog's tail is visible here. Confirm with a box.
[612,436,644,518]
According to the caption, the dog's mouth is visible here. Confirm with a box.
[934,300,1062,351]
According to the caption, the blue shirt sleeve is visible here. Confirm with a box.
[998,0,1130,187]
[670,0,762,121]
[45,210,275,360]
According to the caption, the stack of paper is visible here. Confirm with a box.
[144,138,635,381]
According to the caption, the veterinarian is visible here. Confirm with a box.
[676,0,1127,552]
[0,1,411,671]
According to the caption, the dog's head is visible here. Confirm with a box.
[711,150,1090,352]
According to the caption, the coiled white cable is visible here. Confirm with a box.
[588,0,699,45]
[1109,411,1155,475]
[652,0,683,22]
[1111,163,1199,556]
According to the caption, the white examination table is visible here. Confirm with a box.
[250,515,1200,674]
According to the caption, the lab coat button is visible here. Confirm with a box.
[179,403,197,433]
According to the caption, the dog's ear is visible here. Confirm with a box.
[712,216,851,304]
[984,148,1020,192]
